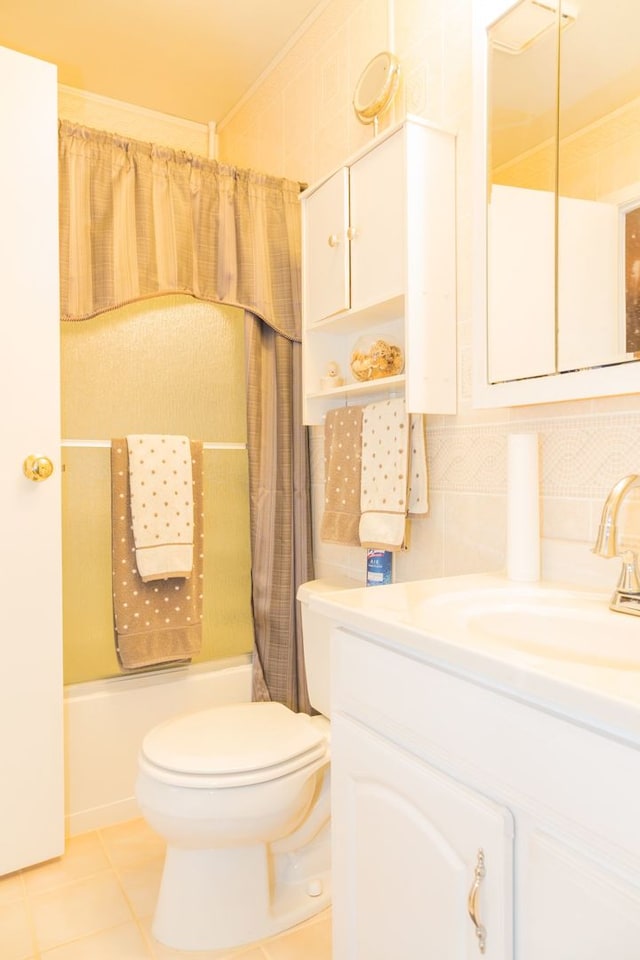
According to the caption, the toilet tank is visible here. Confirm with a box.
[297,577,359,717]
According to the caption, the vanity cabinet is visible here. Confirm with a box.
[301,117,456,424]
[330,625,640,959]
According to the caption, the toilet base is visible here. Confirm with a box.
[152,826,331,951]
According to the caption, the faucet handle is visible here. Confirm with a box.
[616,549,640,594]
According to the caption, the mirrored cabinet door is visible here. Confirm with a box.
[487,3,558,383]
[474,0,640,406]
[557,0,639,372]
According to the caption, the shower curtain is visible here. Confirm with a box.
[58,120,314,712]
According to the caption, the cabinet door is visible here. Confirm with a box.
[349,128,405,313]
[331,714,513,959]
[487,185,555,383]
[302,167,350,324]
[520,831,640,960]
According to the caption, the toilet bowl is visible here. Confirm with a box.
[135,577,355,952]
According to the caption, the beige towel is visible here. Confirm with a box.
[407,415,429,517]
[126,434,194,582]
[359,400,429,550]
[320,406,363,546]
[111,439,204,671]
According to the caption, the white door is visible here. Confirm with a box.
[331,714,514,959]
[0,45,64,875]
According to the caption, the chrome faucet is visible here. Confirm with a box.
[593,474,640,616]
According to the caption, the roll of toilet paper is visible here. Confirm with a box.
[506,433,540,582]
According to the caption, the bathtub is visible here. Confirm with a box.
[64,656,252,836]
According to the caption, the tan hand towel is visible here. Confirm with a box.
[359,397,409,551]
[320,406,363,546]
[111,439,204,671]
[126,434,194,582]
[407,414,429,517]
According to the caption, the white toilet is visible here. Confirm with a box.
[135,577,352,952]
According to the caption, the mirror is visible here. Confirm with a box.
[473,0,640,406]
[353,52,401,135]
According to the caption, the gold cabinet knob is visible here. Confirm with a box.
[23,455,54,482]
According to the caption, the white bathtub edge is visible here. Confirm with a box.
[64,657,252,836]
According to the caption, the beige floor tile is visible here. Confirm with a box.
[261,912,332,960]
[40,920,152,959]
[118,856,164,919]
[15,819,332,959]
[141,917,264,960]
[30,870,134,953]
[0,870,25,907]
[99,819,165,870]
[0,897,36,960]
[22,831,110,895]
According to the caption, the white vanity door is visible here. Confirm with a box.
[0,45,64,875]
[331,713,514,960]
[522,831,640,960]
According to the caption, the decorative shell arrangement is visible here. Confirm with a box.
[350,338,404,381]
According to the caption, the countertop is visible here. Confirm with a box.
[310,573,640,748]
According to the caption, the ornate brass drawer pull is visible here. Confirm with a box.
[467,848,487,953]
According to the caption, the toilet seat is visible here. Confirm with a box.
[140,701,329,789]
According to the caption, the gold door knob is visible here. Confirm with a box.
[23,455,54,482]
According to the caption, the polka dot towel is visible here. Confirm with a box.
[126,435,194,582]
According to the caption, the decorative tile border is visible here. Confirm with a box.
[427,413,640,498]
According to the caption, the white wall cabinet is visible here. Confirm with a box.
[301,117,456,424]
[330,625,640,959]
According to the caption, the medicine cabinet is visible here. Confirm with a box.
[473,0,640,407]
[301,116,456,424]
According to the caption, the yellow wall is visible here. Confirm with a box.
[58,84,210,154]
[60,295,254,684]
[217,0,469,188]
[494,92,640,200]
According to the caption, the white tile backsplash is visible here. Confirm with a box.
[311,411,640,588]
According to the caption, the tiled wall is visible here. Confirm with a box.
[218,0,640,590]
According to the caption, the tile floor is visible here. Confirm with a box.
[0,819,332,960]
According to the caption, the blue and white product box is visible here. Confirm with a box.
[366,549,393,586]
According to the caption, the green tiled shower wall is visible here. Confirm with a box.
[60,295,253,684]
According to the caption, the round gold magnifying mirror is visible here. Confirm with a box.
[353,52,401,134]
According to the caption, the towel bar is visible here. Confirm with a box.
[61,439,246,451]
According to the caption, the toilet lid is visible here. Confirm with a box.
[140,701,327,783]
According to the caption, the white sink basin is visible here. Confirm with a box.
[419,585,640,670]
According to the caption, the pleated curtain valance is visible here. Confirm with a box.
[58,120,302,340]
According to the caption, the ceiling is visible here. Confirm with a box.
[0,0,324,124]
